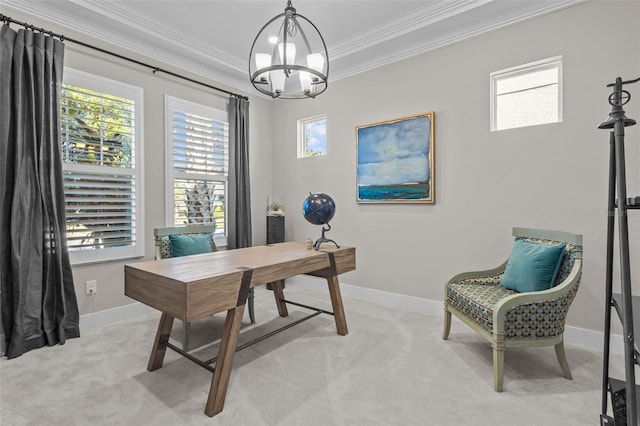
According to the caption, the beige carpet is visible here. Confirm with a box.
[0,285,612,425]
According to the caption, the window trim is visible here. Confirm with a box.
[490,56,563,132]
[164,95,228,248]
[62,68,145,265]
[297,114,327,158]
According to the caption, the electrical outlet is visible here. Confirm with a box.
[85,280,97,296]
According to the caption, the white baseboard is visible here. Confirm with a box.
[80,302,155,333]
[286,276,622,356]
[2,278,617,358]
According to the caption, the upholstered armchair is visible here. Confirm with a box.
[154,225,256,351]
[442,227,583,391]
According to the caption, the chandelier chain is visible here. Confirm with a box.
[286,17,298,37]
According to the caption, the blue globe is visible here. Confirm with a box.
[302,193,336,226]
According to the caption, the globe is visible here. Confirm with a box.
[302,193,336,226]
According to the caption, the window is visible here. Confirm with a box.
[165,96,228,245]
[61,69,144,265]
[490,56,562,131]
[298,115,327,158]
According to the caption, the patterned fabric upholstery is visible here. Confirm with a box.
[503,279,579,339]
[157,235,173,259]
[446,238,580,339]
[447,282,515,332]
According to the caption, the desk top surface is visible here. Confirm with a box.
[125,242,354,284]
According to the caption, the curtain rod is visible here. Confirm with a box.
[0,13,249,101]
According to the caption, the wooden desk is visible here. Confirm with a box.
[124,242,355,417]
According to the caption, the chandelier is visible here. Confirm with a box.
[249,0,329,99]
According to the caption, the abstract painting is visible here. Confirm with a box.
[356,112,435,203]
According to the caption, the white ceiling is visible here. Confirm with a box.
[4,0,584,96]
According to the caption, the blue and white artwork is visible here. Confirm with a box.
[356,112,434,203]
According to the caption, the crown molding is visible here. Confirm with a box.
[67,0,246,73]
[330,0,493,60]
[3,0,251,93]
[3,0,589,95]
[331,0,588,81]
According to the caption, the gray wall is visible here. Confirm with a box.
[4,1,640,335]
[270,0,640,333]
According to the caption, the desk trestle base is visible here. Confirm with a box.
[160,298,334,372]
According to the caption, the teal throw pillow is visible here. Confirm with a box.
[169,233,217,257]
[500,239,566,293]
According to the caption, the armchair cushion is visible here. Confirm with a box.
[447,282,516,332]
[500,239,565,293]
[169,233,217,257]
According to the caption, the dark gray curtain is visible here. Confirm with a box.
[0,24,80,359]
[227,96,252,249]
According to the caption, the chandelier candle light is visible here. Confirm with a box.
[249,0,329,99]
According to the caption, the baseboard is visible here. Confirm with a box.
[3,278,618,357]
[80,302,155,332]
[287,275,623,356]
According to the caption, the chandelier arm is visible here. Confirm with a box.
[296,14,330,79]
[249,12,285,52]
[282,16,291,77]
[290,16,312,52]
[248,12,285,66]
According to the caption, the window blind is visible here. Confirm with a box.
[168,102,228,234]
[61,82,138,253]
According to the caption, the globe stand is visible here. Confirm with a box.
[314,223,340,251]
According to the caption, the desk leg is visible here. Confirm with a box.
[271,280,289,317]
[204,268,253,417]
[147,313,175,371]
[327,276,348,336]
[205,305,245,417]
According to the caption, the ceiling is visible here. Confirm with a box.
[4,0,584,97]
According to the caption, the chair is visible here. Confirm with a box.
[442,227,583,391]
[154,225,256,351]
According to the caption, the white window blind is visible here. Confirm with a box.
[61,69,144,264]
[165,96,228,240]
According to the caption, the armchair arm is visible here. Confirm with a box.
[446,259,509,286]
[493,258,583,336]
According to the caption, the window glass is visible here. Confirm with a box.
[298,115,327,158]
[491,57,562,131]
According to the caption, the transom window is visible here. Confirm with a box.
[490,56,563,131]
[61,69,144,265]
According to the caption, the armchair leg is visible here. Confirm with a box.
[442,307,452,340]
[554,339,573,380]
[492,337,505,392]
[248,288,256,324]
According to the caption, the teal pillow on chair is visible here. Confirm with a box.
[169,233,217,257]
[500,239,566,293]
